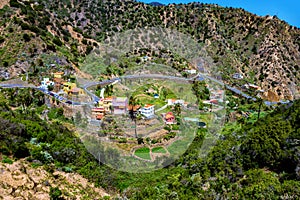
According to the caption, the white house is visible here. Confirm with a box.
[139,104,155,118]
[242,83,260,90]
[232,73,244,79]
[184,69,197,74]
[167,99,187,107]
[40,78,54,90]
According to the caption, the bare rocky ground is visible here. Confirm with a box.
[0,0,9,9]
[0,159,110,200]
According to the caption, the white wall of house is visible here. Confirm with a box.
[139,105,155,118]
[184,69,197,74]
[40,78,54,90]
[167,99,185,106]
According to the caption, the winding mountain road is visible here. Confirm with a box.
[0,70,291,106]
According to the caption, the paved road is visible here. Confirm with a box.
[82,74,195,103]
[1,70,291,107]
[82,78,121,103]
[0,83,83,106]
[0,84,36,88]
[82,73,200,89]
[195,62,292,105]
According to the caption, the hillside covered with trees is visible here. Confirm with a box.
[0,87,299,198]
[0,0,300,199]
[0,0,299,99]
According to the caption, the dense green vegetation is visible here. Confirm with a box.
[0,87,299,198]
[0,0,299,99]
[0,0,300,198]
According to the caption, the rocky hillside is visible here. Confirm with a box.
[0,0,299,100]
[0,159,110,199]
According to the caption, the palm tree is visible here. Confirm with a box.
[174,103,182,116]
[257,97,263,120]
[128,96,140,138]
[253,90,264,120]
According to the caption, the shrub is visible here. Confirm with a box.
[2,156,13,164]
[137,137,144,144]
[23,33,31,42]
[49,187,63,200]
[0,36,5,44]
[53,37,63,47]
[9,0,21,8]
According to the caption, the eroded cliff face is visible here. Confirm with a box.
[0,159,110,199]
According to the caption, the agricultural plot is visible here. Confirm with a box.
[134,147,151,160]
[152,146,167,154]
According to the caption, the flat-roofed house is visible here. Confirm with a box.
[98,97,113,113]
[139,104,155,118]
[40,78,54,90]
[184,69,197,74]
[92,107,105,120]
[232,73,244,79]
[103,97,113,113]
[112,97,128,115]
[167,99,187,107]
[53,72,64,79]
[69,87,84,96]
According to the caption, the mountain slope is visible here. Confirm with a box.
[0,0,299,99]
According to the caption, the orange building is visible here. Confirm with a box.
[92,107,105,120]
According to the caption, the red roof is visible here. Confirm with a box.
[92,107,105,112]
[144,104,154,108]
[165,112,175,120]
[96,114,104,120]
[53,78,63,83]
[104,97,113,101]
[210,99,218,104]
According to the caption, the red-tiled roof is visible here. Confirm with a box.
[144,104,154,108]
[96,114,104,120]
[53,78,63,83]
[92,107,105,111]
[104,97,113,101]
[165,112,174,119]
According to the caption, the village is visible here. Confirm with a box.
[83,74,215,162]
[37,70,87,103]
[90,95,191,123]
[33,66,277,163]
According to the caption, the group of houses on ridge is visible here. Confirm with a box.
[91,96,181,125]
[39,71,84,96]
[92,96,157,120]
